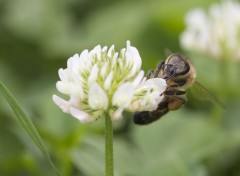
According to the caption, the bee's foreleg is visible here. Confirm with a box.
[146,70,155,79]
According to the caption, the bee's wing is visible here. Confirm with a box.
[164,48,173,57]
[192,81,226,111]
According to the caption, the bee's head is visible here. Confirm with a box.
[161,54,190,80]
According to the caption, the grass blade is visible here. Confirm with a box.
[0,81,59,176]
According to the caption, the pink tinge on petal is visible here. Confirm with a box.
[112,108,123,121]
[69,107,93,123]
[52,95,70,113]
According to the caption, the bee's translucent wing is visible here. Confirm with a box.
[164,48,173,57]
[192,81,226,111]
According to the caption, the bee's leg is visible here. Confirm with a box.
[146,70,155,79]
[162,89,186,96]
[168,79,187,88]
[154,61,165,77]
[163,89,187,110]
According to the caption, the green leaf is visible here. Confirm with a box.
[0,81,59,176]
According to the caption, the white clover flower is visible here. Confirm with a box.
[53,41,167,123]
[180,0,240,60]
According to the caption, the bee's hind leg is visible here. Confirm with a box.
[163,89,187,111]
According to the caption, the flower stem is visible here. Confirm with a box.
[105,113,114,176]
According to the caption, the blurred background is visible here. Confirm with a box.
[1,0,240,175]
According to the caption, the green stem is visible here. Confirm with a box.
[105,113,114,176]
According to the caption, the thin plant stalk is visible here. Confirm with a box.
[105,113,114,176]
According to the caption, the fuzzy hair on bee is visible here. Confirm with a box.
[133,54,224,125]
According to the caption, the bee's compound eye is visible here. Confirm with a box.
[168,65,176,76]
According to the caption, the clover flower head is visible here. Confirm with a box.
[53,41,167,123]
[180,0,240,60]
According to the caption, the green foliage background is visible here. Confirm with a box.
[1,0,240,175]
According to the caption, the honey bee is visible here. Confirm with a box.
[133,54,225,125]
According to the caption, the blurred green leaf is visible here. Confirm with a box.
[0,81,59,176]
